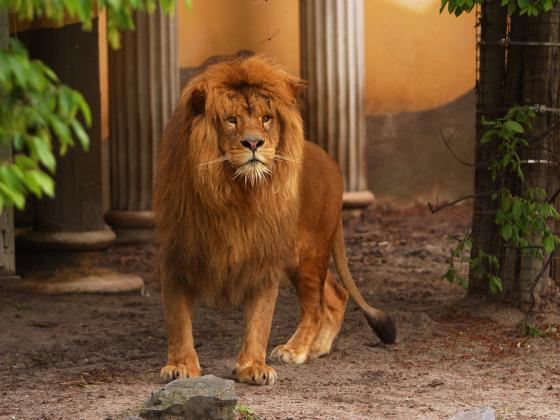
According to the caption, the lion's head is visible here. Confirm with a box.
[175,55,306,192]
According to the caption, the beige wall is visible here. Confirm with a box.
[178,0,300,75]
[365,0,475,114]
[177,0,476,115]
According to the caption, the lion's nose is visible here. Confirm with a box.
[241,139,264,151]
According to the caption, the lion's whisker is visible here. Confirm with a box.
[274,154,301,163]
[198,154,230,168]
[232,161,272,187]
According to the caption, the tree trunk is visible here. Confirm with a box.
[469,0,508,294]
[516,6,560,312]
[471,3,560,312]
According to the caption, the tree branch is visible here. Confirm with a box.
[440,129,476,167]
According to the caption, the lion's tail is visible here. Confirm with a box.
[332,219,396,344]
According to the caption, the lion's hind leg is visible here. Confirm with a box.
[308,271,348,358]
[272,263,347,364]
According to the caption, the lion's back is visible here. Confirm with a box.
[297,141,343,239]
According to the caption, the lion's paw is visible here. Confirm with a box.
[270,345,308,365]
[160,364,202,382]
[235,363,277,386]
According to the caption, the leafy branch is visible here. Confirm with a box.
[1,0,191,48]
[441,105,560,293]
[0,0,189,212]
[440,0,558,17]
[0,38,90,210]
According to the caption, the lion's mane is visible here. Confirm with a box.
[153,56,306,306]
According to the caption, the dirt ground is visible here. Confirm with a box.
[1,203,559,420]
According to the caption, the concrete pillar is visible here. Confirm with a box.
[299,0,373,208]
[13,18,143,294]
[105,7,179,242]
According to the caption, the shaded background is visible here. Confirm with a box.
[177,0,476,202]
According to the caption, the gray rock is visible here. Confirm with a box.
[450,407,496,420]
[140,375,236,420]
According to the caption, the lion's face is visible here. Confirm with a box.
[215,88,281,187]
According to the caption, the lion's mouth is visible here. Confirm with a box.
[233,158,271,187]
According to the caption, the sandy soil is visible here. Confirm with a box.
[1,204,559,420]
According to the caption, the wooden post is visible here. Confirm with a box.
[0,13,16,276]
[469,1,508,294]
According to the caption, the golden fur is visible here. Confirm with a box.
[154,56,304,307]
[154,55,395,386]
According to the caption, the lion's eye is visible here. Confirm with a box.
[262,115,272,123]
[226,116,237,124]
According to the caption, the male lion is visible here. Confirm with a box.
[153,55,395,386]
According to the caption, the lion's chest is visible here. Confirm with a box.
[183,205,297,306]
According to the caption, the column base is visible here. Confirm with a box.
[105,210,154,243]
[0,269,144,294]
[343,191,375,209]
[14,227,144,295]
[17,227,116,251]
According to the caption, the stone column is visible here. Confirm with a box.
[13,18,143,294]
[105,7,179,242]
[299,0,373,208]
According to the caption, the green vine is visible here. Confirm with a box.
[442,106,560,293]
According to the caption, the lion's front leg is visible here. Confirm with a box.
[160,273,202,382]
[234,280,279,386]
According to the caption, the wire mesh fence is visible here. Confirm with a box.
[473,2,560,311]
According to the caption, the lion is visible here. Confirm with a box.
[153,55,396,386]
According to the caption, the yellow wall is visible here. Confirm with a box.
[178,0,299,75]
[365,0,475,114]
[178,0,475,115]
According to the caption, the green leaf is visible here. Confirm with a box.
[542,234,556,254]
[30,136,56,172]
[504,120,524,133]
[28,170,55,197]
[489,275,503,294]
[512,200,522,219]
[73,91,92,126]
[70,120,90,151]
[14,154,38,170]
[501,224,513,241]
[49,115,73,147]
[0,182,25,210]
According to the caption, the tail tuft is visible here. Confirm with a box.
[364,312,397,344]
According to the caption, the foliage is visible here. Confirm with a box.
[443,234,501,292]
[440,0,559,17]
[235,404,260,420]
[1,0,190,48]
[521,322,546,337]
[442,106,560,293]
[481,106,535,182]
[0,38,90,210]
[0,0,188,211]
[495,188,560,256]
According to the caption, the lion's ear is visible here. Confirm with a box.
[190,88,206,115]
[287,76,306,105]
